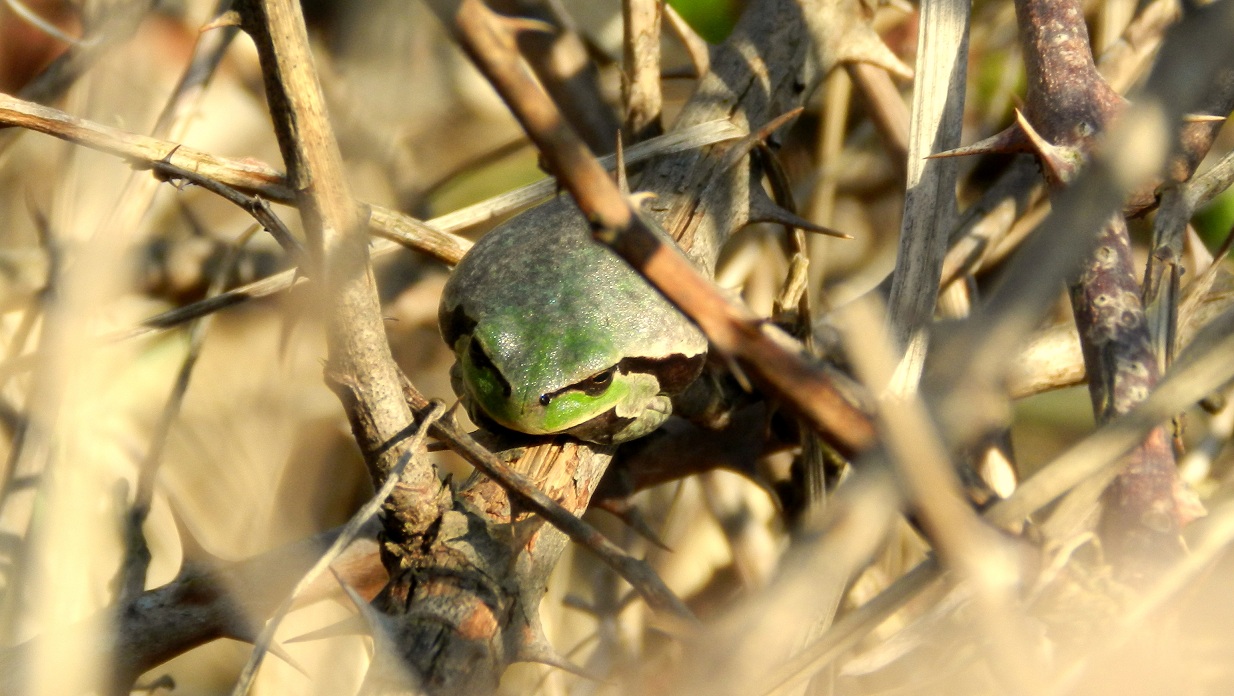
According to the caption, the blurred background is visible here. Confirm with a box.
[0,0,1232,694]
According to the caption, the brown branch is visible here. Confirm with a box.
[0,91,472,265]
[234,0,448,542]
[1069,213,1186,574]
[0,93,742,348]
[1008,0,1230,576]
[773,296,1234,693]
[0,525,384,695]
[900,3,1234,599]
[488,0,622,154]
[1016,0,1124,156]
[432,0,881,458]
[384,0,890,690]
[931,0,1208,302]
[0,91,293,198]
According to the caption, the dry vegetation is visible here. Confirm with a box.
[0,0,1233,694]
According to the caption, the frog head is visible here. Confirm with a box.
[439,197,707,444]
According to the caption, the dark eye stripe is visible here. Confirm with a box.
[541,365,618,405]
[618,353,705,393]
[537,351,707,408]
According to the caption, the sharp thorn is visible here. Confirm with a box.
[928,125,1029,159]
[331,568,383,628]
[593,499,673,552]
[615,132,630,196]
[1182,113,1227,123]
[1013,109,1081,184]
[286,615,371,644]
[223,625,310,677]
[517,641,607,682]
[513,615,609,682]
[267,642,309,677]
[329,568,396,660]
[749,188,852,238]
[720,108,805,170]
[166,501,224,572]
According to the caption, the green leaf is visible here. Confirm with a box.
[667,0,741,43]
[1195,186,1234,251]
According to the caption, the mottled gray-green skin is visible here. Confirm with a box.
[440,196,707,440]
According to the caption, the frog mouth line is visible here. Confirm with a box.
[560,408,637,445]
[461,395,637,445]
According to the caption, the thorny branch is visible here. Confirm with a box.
[923,0,1232,577]
[429,0,885,459]
[234,0,449,538]
[402,0,898,690]
[1008,0,1226,575]
[0,91,745,340]
[2,0,1234,693]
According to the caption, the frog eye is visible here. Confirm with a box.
[539,366,618,408]
[538,365,617,407]
[579,367,616,396]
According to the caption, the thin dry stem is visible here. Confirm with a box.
[622,0,664,141]
[235,0,447,540]
[885,0,970,373]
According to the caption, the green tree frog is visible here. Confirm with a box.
[439,196,707,444]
